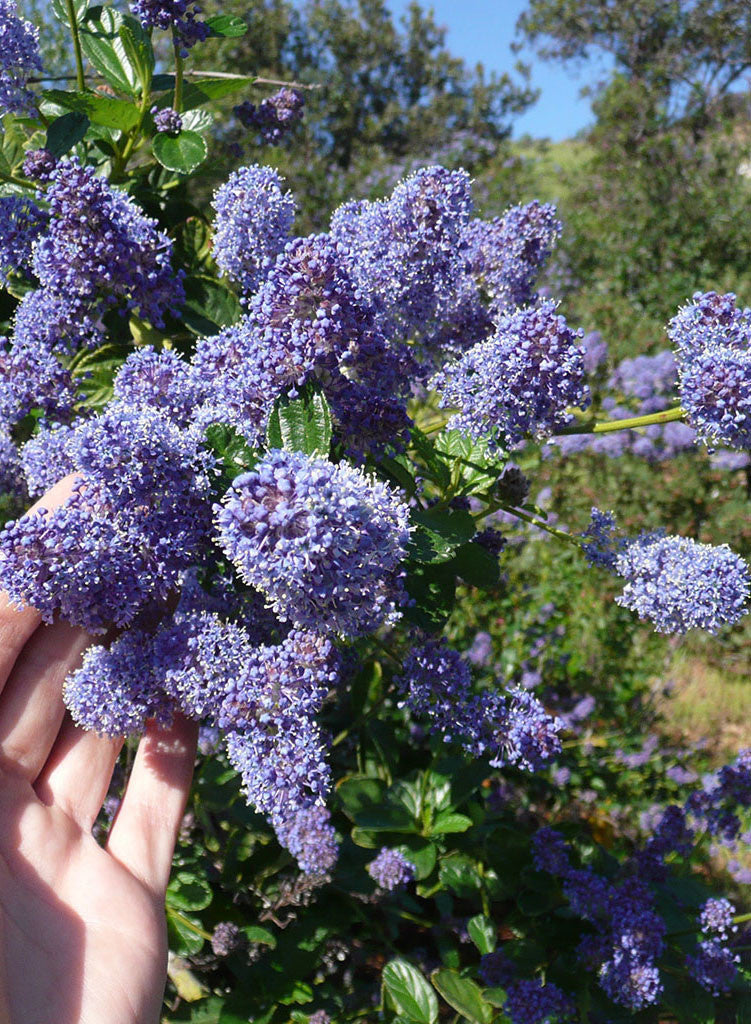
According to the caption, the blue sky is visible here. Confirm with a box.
[387,0,612,140]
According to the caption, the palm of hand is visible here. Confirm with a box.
[0,482,197,1024]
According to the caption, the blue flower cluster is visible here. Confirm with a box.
[367,848,415,890]
[396,640,562,771]
[503,979,574,1024]
[464,199,562,313]
[431,302,590,448]
[669,291,751,449]
[533,830,665,1009]
[153,106,183,134]
[0,195,46,284]
[686,899,739,996]
[130,0,209,52]
[235,87,305,145]
[0,0,40,115]
[211,165,296,295]
[582,509,750,634]
[216,449,411,637]
[0,405,213,632]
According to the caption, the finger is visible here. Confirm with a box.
[107,714,197,897]
[0,474,79,692]
[34,714,123,830]
[0,620,92,780]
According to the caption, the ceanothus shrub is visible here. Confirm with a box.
[0,1,749,1018]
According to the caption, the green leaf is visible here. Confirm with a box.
[51,0,89,23]
[355,805,416,833]
[167,909,205,957]
[412,506,475,548]
[430,811,473,836]
[181,275,242,334]
[204,423,259,485]
[153,129,208,173]
[71,341,130,411]
[181,108,214,133]
[152,75,257,110]
[397,839,438,881]
[404,561,456,631]
[167,871,213,912]
[435,429,502,494]
[383,960,438,1024]
[46,111,89,158]
[336,776,389,818]
[448,541,501,588]
[206,13,249,37]
[467,915,496,955]
[439,854,482,897]
[118,19,154,93]
[43,89,139,131]
[431,970,492,1024]
[80,7,139,96]
[243,925,276,948]
[266,384,333,457]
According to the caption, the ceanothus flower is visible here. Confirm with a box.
[367,848,415,890]
[33,158,185,329]
[667,290,751,361]
[130,0,209,52]
[678,343,751,450]
[0,333,80,425]
[0,195,46,284]
[234,87,305,145]
[20,423,77,497]
[64,628,172,737]
[0,406,214,632]
[153,106,182,134]
[431,301,590,448]
[0,0,41,115]
[12,287,103,355]
[464,200,562,313]
[113,346,201,426]
[331,165,473,334]
[686,898,739,996]
[272,802,339,875]
[0,425,21,495]
[211,165,296,295]
[22,147,55,181]
[614,533,750,634]
[216,449,411,637]
[503,979,574,1024]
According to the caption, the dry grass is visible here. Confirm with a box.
[657,651,751,759]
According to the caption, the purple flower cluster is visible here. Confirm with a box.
[33,158,184,330]
[153,106,183,134]
[22,147,55,180]
[396,640,562,771]
[669,292,751,449]
[211,164,296,295]
[112,346,202,426]
[431,302,590,448]
[331,166,473,338]
[235,87,305,144]
[503,979,574,1024]
[0,405,213,632]
[367,848,415,890]
[0,195,46,284]
[130,0,209,52]
[615,533,750,634]
[0,0,41,114]
[582,508,750,634]
[464,200,562,312]
[686,898,739,996]
[216,449,411,637]
[532,830,665,1010]
[193,233,413,456]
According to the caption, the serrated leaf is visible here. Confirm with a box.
[266,385,333,456]
[383,960,438,1024]
[153,129,207,173]
[206,13,249,37]
[118,19,154,93]
[46,111,89,158]
[181,108,214,133]
[51,0,89,22]
[204,423,258,484]
[43,89,139,130]
[467,916,496,955]
[181,274,241,334]
[431,970,492,1024]
[413,507,475,546]
[430,811,473,835]
[80,7,139,96]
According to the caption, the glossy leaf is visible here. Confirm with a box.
[467,915,496,955]
[153,129,208,173]
[46,111,89,158]
[430,811,473,835]
[383,960,438,1024]
[80,7,139,96]
[266,384,333,457]
[431,970,492,1024]
[43,89,139,131]
[206,13,249,37]
[51,0,89,23]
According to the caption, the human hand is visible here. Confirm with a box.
[0,478,198,1024]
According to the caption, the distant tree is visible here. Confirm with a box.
[197,0,535,224]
